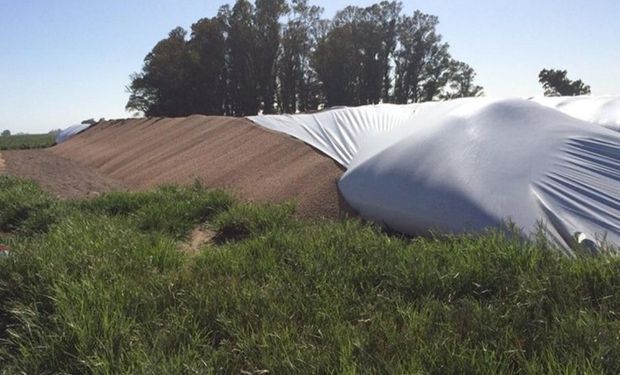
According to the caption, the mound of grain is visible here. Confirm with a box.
[2,149,126,198]
[51,116,345,218]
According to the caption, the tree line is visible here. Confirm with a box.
[538,69,591,97]
[126,0,484,117]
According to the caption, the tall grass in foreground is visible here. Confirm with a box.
[0,175,619,374]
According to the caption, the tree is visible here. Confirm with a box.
[538,69,591,96]
[313,15,358,106]
[420,42,452,102]
[125,72,156,115]
[126,0,483,116]
[228,0,259,116]
[313,2,401,107]
[126,27,193,116]
[442,61,484,99]
[254,0,289,114]
[187,11,229,115]
[374,1,401,103]
[394,11,451,103]
[278,0,324,113]
[354,2,401,105]
[1,130,10,137]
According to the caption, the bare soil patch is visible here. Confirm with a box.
[2,149,126,198]
[179,226,216,254]
[0,151,6,174]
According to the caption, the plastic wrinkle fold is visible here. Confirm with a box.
[249,97,620,253]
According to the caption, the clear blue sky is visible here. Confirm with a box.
[1,0,618,133]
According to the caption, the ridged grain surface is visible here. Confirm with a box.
[50,116,345,218]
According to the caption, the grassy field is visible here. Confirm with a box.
[0,133,56,150]
[1,176,619,373]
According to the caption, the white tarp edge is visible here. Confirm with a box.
[531,95,620,132]
[249,97,620,253]
[55,123,92,144]
[249,103,428,167]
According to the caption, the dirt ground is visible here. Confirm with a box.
[5,116,347,218]
[2,149,126,198]
[0,151,5,174]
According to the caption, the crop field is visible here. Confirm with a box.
[1,176,619,373]
[0,133,55,150]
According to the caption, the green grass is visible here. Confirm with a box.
[0,133,56,150]
[1,175,619,373]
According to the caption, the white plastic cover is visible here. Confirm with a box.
[249,97,620,253]
[531,96,620,132]
[250,104,427,167]
[55,123,92,144]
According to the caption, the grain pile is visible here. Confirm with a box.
[2,149,126,198]
[50,116,346,217]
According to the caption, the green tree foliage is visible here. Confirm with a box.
[81,118,97,125]
[228,0,260,116]
[538,69,591,96]
[394,11,447,103]
[314,2,402,107]
[126,1,484,116]
[254,0,289,114]
[278,0,324,113]
[126,27,192,116]
[376,1,401,103]
[187,11,229,115]
[313,13,359,106]
[442,61,484,99]
[1,130,10,137]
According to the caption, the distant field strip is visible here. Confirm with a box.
[0,133,55,150]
